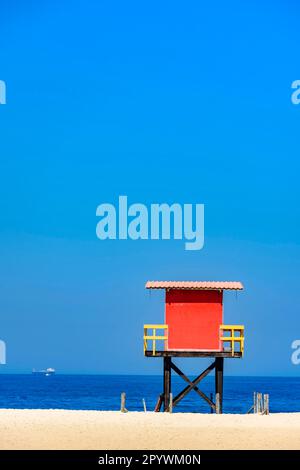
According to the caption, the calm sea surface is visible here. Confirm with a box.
[0,375,299,413]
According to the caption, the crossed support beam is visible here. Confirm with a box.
[156,356,224,413]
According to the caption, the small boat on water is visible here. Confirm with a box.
[32,368,55,376]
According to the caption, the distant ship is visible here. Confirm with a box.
[32,368,55,376]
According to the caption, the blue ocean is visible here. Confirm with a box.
[0,375,299,413]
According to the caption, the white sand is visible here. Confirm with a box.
[0,409,300,450]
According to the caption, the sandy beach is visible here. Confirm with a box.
[0,409,300,450]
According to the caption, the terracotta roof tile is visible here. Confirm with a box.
[145,281,243,290]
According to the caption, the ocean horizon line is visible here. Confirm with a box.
[0,372,299,378]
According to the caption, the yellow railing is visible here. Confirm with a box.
[144,324,168,356]
[220,325,244,356]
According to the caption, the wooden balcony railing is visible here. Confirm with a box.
[220,325,244,356]
[143,324,168,356]
[143,324,245,356]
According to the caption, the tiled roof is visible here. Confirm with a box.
[145,281,243,290]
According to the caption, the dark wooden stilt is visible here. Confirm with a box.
[215,357,224,413]
[159,357,225,413]
[163,357,171,411]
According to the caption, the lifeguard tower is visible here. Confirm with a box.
[143,281,244,413]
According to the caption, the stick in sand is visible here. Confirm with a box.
[142,398,147,412]
[120,392,128,413]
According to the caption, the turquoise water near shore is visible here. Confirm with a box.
[0,375,299,413]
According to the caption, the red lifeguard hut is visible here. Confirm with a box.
[143,281,244,413]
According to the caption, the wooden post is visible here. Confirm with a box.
[263,394,269,415]
[215,357,224,413]
[257,392,262,414]
[154,394,163,412]
[169,393,173,413]
[142,398,147,412]
[163,357,171,412]
[253,391,257,414]
[210,393,213,413]
[216,393,221,414]
[120,392,128,413]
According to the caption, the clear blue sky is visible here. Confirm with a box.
[0,0,299,375]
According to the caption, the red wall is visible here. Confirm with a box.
[165,290,223,351]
